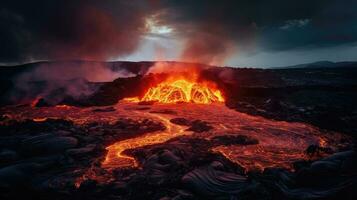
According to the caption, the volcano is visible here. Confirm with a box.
[1,0,357,198]
[0,61,356,200]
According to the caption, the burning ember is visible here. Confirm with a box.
[129,78,224,104]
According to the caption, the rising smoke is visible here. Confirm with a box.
[10,62,135,105]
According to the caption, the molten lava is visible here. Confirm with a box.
[0,101,351,175]
[141,79,224,104]
[102,112,189,169]
[32,117,48,122]
[55,104,72,109]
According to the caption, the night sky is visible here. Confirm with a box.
[1,0,357,67]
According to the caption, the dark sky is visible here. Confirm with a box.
[1,0,356,67]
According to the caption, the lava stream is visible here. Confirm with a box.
[102,111,190,169]
[1,102,350,172]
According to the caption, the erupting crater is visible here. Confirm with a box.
[128,78,225,104]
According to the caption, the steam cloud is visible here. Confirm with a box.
[180,31,236,65]
[11,62,135,105]
[147,61,211,74]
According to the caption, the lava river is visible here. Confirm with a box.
[102,111,190,169]
[0,102,350,172]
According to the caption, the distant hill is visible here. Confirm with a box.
[279,61,357,69]
[0,60,214,81]
[0,61,155,80]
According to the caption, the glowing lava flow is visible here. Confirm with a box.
[1,102,350,173]
[141,79,224,104]
[102,112,190,169]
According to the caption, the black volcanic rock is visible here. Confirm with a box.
[141,149,184,185]
[211,135,259,145]
[113,118,166,133]
[264,150,357,199]
[0,149,18,163]
[170,118,192,126]
[0,163,43,188]
[187,120,213,133]
[149,109,177,115]
[0,155,61,189]
[305,144,333,158]
[34,98,51,107]
[181,161,258,198]
[0,118,75,137]
[84,75,144,106]
[21,135,78,155]
[92,107,116,112]
[66,144,96,156]
[84,73,168,106]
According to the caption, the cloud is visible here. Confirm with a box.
[280,19,311,30]
[145,14,173,35]
[0,0,154,63]
[1,0,357,64]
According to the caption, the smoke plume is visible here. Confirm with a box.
[10,62,135,105]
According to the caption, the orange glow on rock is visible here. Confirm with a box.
[55,104,72,109]
[1,101,351,176]
[31,97,41,107]
[141,79,224,104]
[122,97,140,103]
[32,117,48,122]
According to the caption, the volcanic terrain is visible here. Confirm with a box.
[0,100,355,199]
[0,61,356,200]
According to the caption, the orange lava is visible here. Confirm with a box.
[212,145,306,172]
[141,79,224,104]
[0,102,351,173]
[102,112,189,169]
[55,104,72,109]
[31,97,41,107]
[122,97,140,103]
[32,117,49,122]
